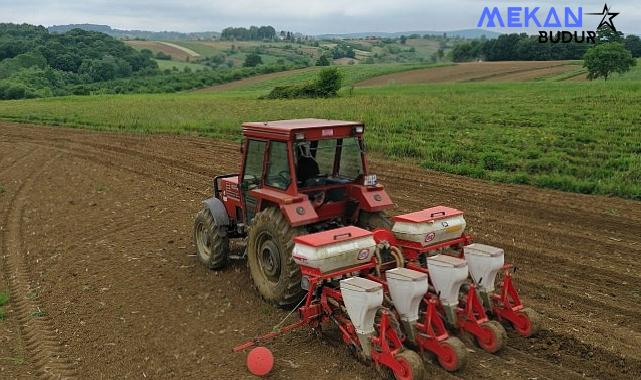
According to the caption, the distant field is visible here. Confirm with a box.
[193,67,316,92]
[198,63,446,93]
[128,38,454,68]
[154,59,208,71]
[357,61,584,86]
[0,78,639,199]
[126,40,198,61]
[158,42,200,57]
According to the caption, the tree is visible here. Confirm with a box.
[316,55,330,66]
[315,67,343,97]
[243,52,263,67]
[583,42,636,81]
[596,25,623,44]
[400,35,407,45]
[78,58,117,82]
[331,43,355,59]
[263,67,343,99]
[624,34,641,57]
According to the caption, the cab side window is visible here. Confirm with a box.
[266,141,291,190]
[243,140,267,189]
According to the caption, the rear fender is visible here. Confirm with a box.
[280,199,319,227]
[348,185,394,212]
[203,197,230,236]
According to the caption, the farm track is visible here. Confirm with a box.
[1,149,78,379]
[0,123,639,379]
[124,40,196,62]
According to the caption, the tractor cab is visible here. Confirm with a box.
[215,119,393,232]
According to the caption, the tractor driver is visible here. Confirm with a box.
[296,142,320,185]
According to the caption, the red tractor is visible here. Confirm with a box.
[193,119,394,306]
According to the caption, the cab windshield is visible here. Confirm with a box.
[295,137,364,187]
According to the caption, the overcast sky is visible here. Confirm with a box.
[1,0,639,35]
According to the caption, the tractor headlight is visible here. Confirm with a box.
[364,174,377,187]
[354,126,364,134]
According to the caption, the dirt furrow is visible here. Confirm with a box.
[1,152,78,379]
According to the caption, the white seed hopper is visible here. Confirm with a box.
[340,276,384,335]
[392,206,466,246]
[464,243,505,292]
[293,226,376,273]
[426,254,469,307]
[386,267,428,323]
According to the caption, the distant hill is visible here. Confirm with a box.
[47,24,500,41]
[48,24,220,41]
[315,29,502,40]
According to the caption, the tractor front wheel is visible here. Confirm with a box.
[247,208,305,307]
[193,207,229,270]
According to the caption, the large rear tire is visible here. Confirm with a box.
[247,208,305,307]
[193,207,229,270]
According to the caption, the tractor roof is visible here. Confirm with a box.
[242,119,363,140]
[243,118,362,131]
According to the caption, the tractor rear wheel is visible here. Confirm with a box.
[247,208,305,307]
[358,211,393,231]
[193,207,229,270]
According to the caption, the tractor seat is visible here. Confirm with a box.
[297,156,320,185]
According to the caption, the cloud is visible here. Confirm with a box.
[0,0,639,34]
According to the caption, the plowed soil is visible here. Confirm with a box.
[356,61,584,86]
[1,123,640,379]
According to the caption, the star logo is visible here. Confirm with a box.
[587,4,619,31]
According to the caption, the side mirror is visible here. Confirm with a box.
[359,139,367,153]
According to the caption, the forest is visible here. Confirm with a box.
[0,23,294,99]
[0,23,158,98]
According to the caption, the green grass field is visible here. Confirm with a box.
[0,64,639,200]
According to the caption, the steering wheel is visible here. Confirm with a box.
[243,174,259,189]
[277,170,291,183]
[310,191,326,207]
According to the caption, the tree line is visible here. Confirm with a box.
[221,26,277,41]
[452,30,641,62]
